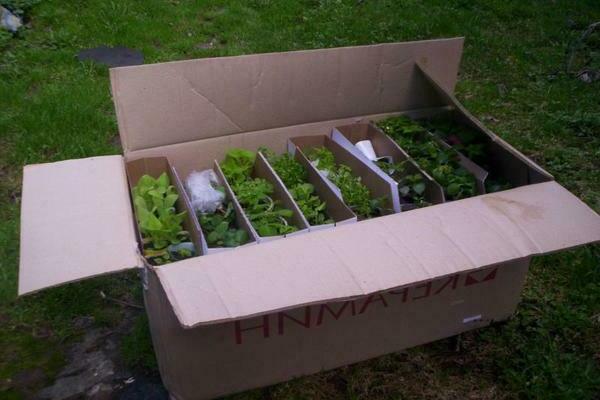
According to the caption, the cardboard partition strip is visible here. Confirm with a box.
[290,135,398,218]
[293,150,357,228]
[213,162,261,244]
[258,149,356,231]
[369,122,483,201]
[255,152,310,237]
[424,108,550,189]
[125,157,203,260]
[432,135,489,194]
[216,154,309,242]
[175,165,258,255]
[332,123,445,208]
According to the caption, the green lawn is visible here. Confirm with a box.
[1,1,599,399]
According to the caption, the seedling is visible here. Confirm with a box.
[261,148,333,226]
[221,148,300,237]
[377,116,477,201]
[307,147,386,219]
[198,200,249,248]
[132,173,194,265]
[376,160,429,207]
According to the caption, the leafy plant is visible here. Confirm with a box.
[132,173,194,265]
[220,148,256,186]
[221,149,299,237]
[261,148,333,226]
[307,147,386,219]
[377,116,478,201]
[422,116,513,193]
[376,160,429,208]
[198,199,249,248]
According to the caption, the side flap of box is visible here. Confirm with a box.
[19,155,141,295]
[155,181,599,328]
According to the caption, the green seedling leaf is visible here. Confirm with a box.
[262,148,333,225]
[308,148,386,219]
[220,149,300,237]
[132,173,192,265]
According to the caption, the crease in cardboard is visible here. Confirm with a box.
[181,75,244,132]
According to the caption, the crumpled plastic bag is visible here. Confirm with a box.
[185,169,225,214]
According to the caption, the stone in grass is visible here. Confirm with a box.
[77,46,144,68]
[1,6,22,33]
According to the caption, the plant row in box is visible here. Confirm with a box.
[331,123,445,210]
[127,157,200,266]
[376,116,482,201]
[419,114,513,193]
[219,149,309,240]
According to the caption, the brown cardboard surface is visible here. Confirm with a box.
[19,156,140,295]
[110,39,464,152]
[156,181,600,328]
[147,258,530,400]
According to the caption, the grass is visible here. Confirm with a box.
[1,0,599,399]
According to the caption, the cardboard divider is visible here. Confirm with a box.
[288,135,397,218]
[125,157,203,260]
[369,123,486,199]
[331,123,445,209]
[434,137,488,194]
[259,149,357,231]
[213,162,262,244]
[217,153,310,243]
[418,108,546,191]
[176,166,258,255]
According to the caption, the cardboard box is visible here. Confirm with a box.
[18,38,600,400]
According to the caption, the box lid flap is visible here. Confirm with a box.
[19,156,141,295]
[157,181,600,328]
[110,38,464,152]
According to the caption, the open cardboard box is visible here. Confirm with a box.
[18,38,600,400]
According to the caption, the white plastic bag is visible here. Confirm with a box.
[185,170,225,214]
